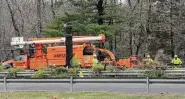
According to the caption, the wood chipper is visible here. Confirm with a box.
[3,34,140,70]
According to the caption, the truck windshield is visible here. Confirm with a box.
[14,55,25,61]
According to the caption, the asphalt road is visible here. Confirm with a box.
[0,83,185,93]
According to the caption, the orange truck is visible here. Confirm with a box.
[3,34,140,70]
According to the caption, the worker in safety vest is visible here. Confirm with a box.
[29,44,35,57]
[93,54,98,64]
[143,55,155,65]
[103,57,109,70]
[171,55,182,68]
[79,71,84,78]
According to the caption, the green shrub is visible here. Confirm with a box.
[14,68,25,72]
[92,63,104,72]
[0,64,6,72]
[71,56,80,68]
[68,68,80,77]
[50,73,70,78]
[48,67,81,78]
[32,69,46,78]
[7,68,16,78]
[48,67,70,78]
[54,67,68,74]
[144,70,164,78]
[106,65,116,71]
[7,68,26,78]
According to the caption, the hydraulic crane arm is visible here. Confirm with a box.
[96,48,116,61]
[11,34,105,46]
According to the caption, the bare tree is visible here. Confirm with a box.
[0,0,2,45]
[36,0,42,37]
[51,0,56,19]
[6,0,21,36]
[170,0,174,57]
[10,0,24,34]
[127,0,141,55]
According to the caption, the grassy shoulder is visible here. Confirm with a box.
[0,92,185,99]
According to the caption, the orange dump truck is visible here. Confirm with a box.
[3,34,140,70]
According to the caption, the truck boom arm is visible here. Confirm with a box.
[11,34,105,46]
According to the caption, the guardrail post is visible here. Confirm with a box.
[146,77,150,93]
[4,76,7,92]
[70,76,73,93]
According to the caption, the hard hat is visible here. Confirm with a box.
[147,55,150,58]
[174,55,178,57]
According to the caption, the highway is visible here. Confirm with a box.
[0,83,185,93]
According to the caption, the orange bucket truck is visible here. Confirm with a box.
[3,34,140,70]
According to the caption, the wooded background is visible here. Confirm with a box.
[0,0,185,64]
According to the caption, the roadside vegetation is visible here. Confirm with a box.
[0,56,171,78]
[0,92,185,99]
[32,68,46,78]
[32,57,81,78]
[0,63,6,72]
[0,64,168,79]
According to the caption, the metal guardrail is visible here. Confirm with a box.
[0,71,148,77]
[1,70,185,77]
[0,71,146,77]
[1,77,185,93]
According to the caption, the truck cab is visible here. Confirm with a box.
[13,54,28,69]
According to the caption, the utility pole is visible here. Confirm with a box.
[64,22,73,68]
[170,0,174,57]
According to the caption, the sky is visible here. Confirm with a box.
[120,0,127,5]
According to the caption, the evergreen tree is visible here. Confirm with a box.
[44,0,126,52]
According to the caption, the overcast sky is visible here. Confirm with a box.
[120,0,127,4]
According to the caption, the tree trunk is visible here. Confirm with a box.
[146,0,151,34]
[132,31,136,55]
[0,0,2,45]
[114,35,117,52]
[109,39,113,52]
[135,0,144,56]
[143,0,152,56]
[37,0,42,37]
[51,0,56,19]
[2,27,6,59]
[170,0,174,57]
[11,0,24,34]
[129,30,133,55]
[6,0,21,36]
[136,45,141,56]
[97,0,104,25]
[127,0,132,8]
[127,0,141,56]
